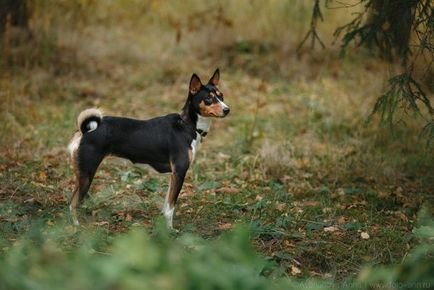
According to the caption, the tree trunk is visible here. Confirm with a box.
[0,0,29,35]
[367,0,418,61]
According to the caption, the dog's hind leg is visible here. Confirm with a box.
[162,155,189,229]
[69,145,104,226]
[70,174,93,226]
[70,178,80,226]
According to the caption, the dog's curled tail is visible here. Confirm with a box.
[77,108,103,133]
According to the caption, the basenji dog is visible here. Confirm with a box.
[68,69,229,228]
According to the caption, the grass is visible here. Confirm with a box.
[1,0,433,287]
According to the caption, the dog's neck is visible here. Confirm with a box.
[181,97,212,139]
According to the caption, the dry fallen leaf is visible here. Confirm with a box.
[378,191,390,198]
[290,265,302,275]
[24,198,36,204]
[215,187,240,194]
[283,240,293,248]
[361,232,370,239]
[323,226,339,232]
[217,152,230,160]
[218,223,233,230]
[397,212,408,222]
[297,201,320,207]
[276,202,286,211]
[322,207,333,213]
[95,221,109,226]
[39,171,47,181]
[336,216,347,224]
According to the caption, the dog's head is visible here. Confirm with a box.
[188,69,230,118]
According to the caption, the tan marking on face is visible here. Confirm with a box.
[199,100,224,117]
[209,92,216,97]
[215,90,222,97]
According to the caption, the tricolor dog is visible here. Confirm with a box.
[68,69,229,228]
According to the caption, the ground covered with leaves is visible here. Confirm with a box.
[0,1,433,289]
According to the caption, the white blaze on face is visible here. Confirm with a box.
[217,98,229,111]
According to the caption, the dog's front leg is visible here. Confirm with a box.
[162,157,189,229]
[162,173,176,229]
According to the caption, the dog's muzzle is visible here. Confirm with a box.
[223,107,230,116]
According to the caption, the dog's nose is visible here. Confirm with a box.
[223,107,230,116]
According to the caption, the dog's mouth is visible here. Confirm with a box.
[211,111,230,118]
[214,107,230,118]
[201,109,230,118]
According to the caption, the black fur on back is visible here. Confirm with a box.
[78,113,196,173]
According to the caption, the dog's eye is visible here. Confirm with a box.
[204,96,213,105]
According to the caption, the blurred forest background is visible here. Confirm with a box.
[0,1,433,289]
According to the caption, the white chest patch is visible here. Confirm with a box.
[197,115,211,133]
[190,115,211,162]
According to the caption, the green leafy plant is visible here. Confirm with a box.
[0,221,334,290]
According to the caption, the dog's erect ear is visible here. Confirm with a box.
[189,73,202,95]
[208,68,220,86]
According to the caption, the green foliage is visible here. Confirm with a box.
[0,222,329,290]
[421,120,434,148]
[0,215,433,290]
[367,72,433,130]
